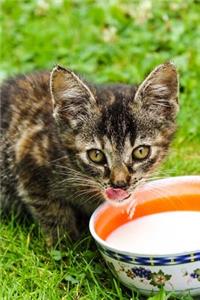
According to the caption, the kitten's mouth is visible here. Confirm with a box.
[104,187,132,207]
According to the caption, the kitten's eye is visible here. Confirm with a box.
[87,149,106,165]
[132,145,150,161]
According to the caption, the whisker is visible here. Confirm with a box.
[48,155,68,164]
[54,164,101,182]
[54,176,103,190]
[80,191,102,207]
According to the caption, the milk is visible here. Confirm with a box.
[106,211,200,254]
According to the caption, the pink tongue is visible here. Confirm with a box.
[105,187,129,201]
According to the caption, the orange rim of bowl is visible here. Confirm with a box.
[90,176,200,242]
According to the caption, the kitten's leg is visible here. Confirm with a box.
[17,181,80,246]
[16,157,80,246]
[42,203,80,246]
[27,199,80,246]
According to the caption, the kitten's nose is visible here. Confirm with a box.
[110,163,131,189]
[111,181,129,189]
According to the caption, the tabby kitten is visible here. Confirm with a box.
[0,63,179,245]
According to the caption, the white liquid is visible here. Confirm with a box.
[106,211,200,255]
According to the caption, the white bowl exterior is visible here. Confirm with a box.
[100,250,200,296]
[89,176,200,295]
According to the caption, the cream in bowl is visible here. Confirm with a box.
[89,176,200,296]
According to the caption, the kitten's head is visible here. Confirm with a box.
[50,63,179,207]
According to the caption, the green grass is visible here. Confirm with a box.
[0,0,200,299]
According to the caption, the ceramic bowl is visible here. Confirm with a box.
[89,176,200,296]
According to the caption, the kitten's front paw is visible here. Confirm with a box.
[44,226,81,248]
[45,235,54,248]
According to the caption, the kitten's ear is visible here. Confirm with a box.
[50,65,97,127]
[134,62,179,117]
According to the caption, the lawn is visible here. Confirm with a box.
[0,0,200,299]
